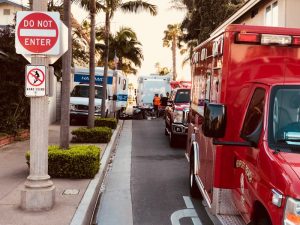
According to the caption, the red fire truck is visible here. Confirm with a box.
[170,80,192,89]
[187,24,300,225]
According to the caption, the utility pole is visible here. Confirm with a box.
[20,0,56,211]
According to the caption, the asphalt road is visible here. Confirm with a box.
[131,118,213,225]
[95,119,213,225]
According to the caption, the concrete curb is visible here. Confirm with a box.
[69,120,124,225]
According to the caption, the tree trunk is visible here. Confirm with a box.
[87,0,96,128]
[29,0,33,9]
[101,11,110,117]
[172,36,177,81]
[59,0,72,149]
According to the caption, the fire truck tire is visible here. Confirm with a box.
[256,217,271,225]
[190,157,202,198]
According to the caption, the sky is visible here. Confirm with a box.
[15,0,191,81]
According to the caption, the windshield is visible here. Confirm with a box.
[269,86,300,150]
[174,90,191,103]
[71,85,103,99]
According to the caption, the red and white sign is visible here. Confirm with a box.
[16,12,60,55]
[25,65,46,97]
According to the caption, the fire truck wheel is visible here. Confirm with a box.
[190,157,202,198]
[256,217,271,225]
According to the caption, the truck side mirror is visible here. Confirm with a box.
[202,103,226,138]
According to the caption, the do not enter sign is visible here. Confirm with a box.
[16,12,60,55]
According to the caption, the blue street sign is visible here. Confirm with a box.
[74,74,113,85]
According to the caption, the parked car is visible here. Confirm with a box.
[165,88,191,147]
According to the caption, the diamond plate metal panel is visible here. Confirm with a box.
[218,189,239,215]
[217,215,246,225]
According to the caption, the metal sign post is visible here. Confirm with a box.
[20,0,56,211]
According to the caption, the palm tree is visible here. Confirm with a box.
[72,0,104,128]
[99,0,157,117]
[96,26,143,74]
[154,62,171,75]
[180,39,197,67]
[163,24,183,81]
[60,0,72,149]
[169,0,186,11]
[73,0,157,122]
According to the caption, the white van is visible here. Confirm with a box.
[136,74,171,108]
[133,74,171,119]
[70,67,128,123]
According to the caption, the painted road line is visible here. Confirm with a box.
[170,196,202,225]
[184,196,195,209]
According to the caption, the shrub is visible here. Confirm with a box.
[0,26,30,135]
[0,132,9,138]
[26,145,101,179]
[95,117,117,129]
[71,127,112,143]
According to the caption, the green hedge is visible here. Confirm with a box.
[71,127,112,143]
[95,117,117,129]
[26,145,100,178]
[0,132,9,138]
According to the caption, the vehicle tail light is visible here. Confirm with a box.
[235,33,260,44]
[261,34,291,45]
[292,36,300,46]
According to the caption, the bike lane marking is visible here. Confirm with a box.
[170,196,202,225]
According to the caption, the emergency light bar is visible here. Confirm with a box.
[261,34,291,45]
[235,32,300,46]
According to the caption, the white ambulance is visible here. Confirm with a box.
[70,67,128,123]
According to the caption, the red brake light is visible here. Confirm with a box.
[235,33,260,44]
[292,36,300,46]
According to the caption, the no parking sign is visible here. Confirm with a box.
[25,65,46,97]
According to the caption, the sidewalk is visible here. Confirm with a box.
[95,120,133,225]
[0,122,122,225]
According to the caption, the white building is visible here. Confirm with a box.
[212,0,300,37]
[0,0,28,28]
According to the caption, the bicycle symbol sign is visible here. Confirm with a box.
[25,65,46,97]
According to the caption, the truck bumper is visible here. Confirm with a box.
[70,111,102,119]
[172,123,188,135]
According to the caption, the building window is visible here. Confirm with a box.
[265,1,278,26]
[3,9,10,15]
